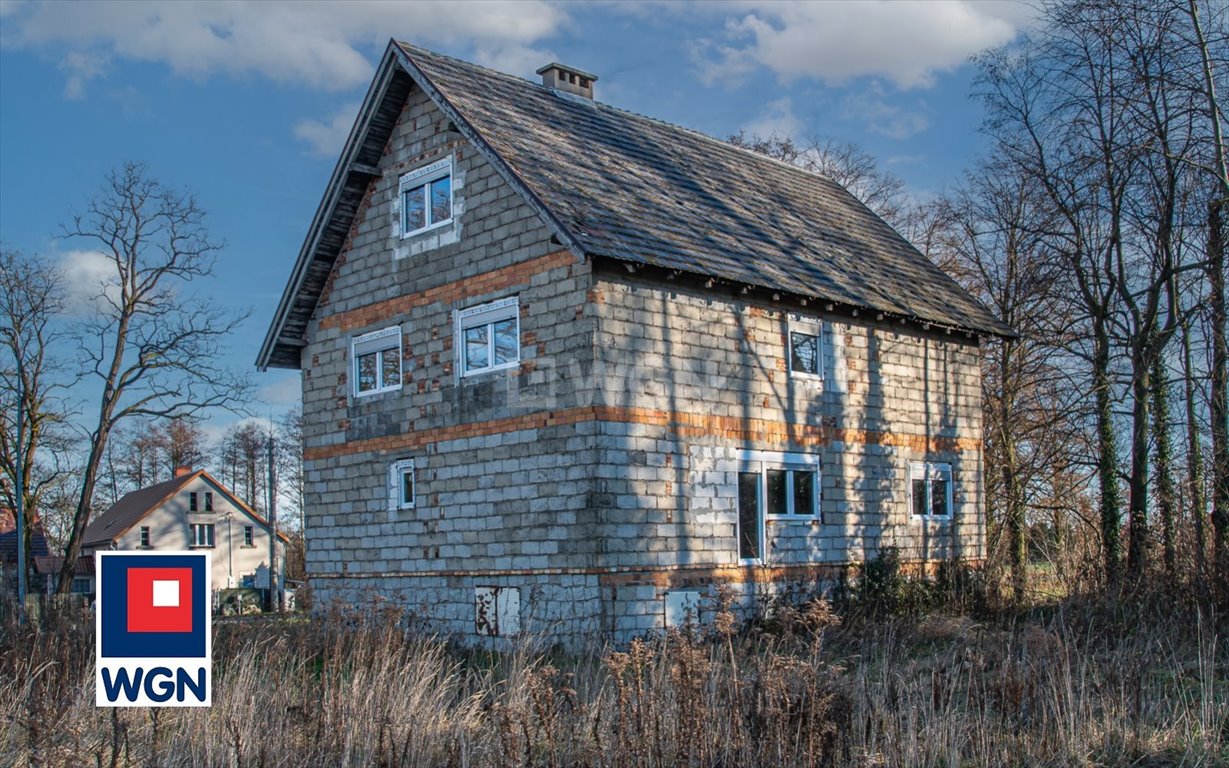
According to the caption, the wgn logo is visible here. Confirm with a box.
[95,552,212,707]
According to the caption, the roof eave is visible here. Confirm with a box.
[256,43,405,371]
[258,40,590,371]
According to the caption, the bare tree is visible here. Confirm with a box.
[217,422,268,512]
[931,162,1081,600]
[727,131,911,231]
[155,418,210,478]
[0,250,74,588]
[55,163,250,593]
[1182,0,1229,592]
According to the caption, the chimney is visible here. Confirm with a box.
[174,466,193,478]
[537,62,597,100]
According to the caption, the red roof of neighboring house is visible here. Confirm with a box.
[34,555,94,575]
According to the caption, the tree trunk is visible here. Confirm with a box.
[1001,337,1026,602]
[1094,319,1123,586]
[1150,341,1177,579]
[1127,357,1151,581]
[1183,314,1208,584]
[1208,200,1228,590]
[56,424,112,592]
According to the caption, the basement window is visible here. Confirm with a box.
[388,458,416,510]
[352,327,402,396]
[788,318,822,378]
[400,157,453,237]
[457,297,519,377]
[910,462,953,519]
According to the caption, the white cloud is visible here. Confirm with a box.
[696,0,1027,89]
[740,96,802,140]
[842,84,929,139]
[294,101,362,156]
[256,374,302,409]
[5,0,567,93]
[58,51,108,99]
[56,249,120,311]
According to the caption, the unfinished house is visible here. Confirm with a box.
[258,41,1012,645]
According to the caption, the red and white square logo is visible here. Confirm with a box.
[126,567,193,633]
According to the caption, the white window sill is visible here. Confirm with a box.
[354,384,401,398]
[401,218,453,240]
[460,360,520,379]
[913,515,953,522]
[738,558,764,566]
[789,370,824,382]
[766,515,820,523]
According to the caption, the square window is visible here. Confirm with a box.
[910,462,953,519]
[457,297,520,377]
[400,158,453,238]
[352,327,402,396]
[190,523,215,547]
[788,320,823,378]
[388,459,416,510]
[738,452,821,559]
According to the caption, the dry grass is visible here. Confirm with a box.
[1,592,1226,767]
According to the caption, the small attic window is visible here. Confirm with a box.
[399,157,453,238]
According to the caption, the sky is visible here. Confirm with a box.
[0,0,1037,443]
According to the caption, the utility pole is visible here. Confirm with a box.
[266,431,279,612]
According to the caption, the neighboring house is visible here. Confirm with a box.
[0,508,51,592]
[82,468,288,594]
[258,42,1012,645]
[32,556,94,596]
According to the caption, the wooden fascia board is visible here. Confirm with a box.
[256,45,403,371]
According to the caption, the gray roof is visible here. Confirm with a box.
[258,42,1009,369]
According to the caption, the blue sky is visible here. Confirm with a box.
[0,0,1035,440]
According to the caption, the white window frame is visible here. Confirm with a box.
[399,157,453,238]
[243,525,254,547]
[909,462,953,520]
[787,317,823,380]
[388,458,416,511]
[352,326,402,397]
[190,522,215,548]
[736,450,821,565]
[456,296,520,378]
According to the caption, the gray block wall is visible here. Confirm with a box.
[297,81,987,647]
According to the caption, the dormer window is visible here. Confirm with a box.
[400,157,452,237]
